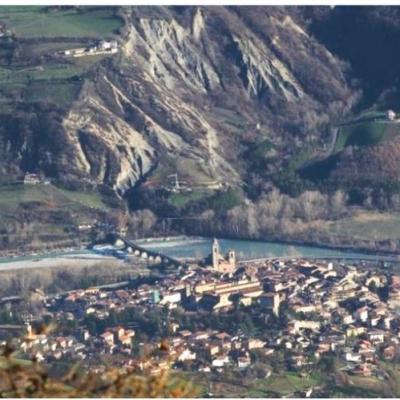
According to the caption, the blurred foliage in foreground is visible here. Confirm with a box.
[0,325,197,398]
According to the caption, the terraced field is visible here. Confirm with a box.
[0,7,123,108]
[0,7,123,38]
[302,110,400,186]
[334,121,388,152]
[334,111,400,153]
[0,183,114,251]
[0,183,109,214]
[0,62,94,84]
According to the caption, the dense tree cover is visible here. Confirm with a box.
[82,305,266,340]
[309,6,400,108]
[186,188,348,237]
[83,306,170,341]
[129,187,243,219]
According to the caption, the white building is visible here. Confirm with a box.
[212,354,230,367]
[387,109,396,121]
[353,306,368,322]
[178,348,197,362]
[23,173,41,184]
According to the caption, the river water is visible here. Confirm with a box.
[0,237,394,269]
[136,236,390,262]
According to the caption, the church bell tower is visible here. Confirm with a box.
[212,238,220,270]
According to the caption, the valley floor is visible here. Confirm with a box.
[0,252,115,271]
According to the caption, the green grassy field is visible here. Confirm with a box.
[0,183,109,214]
[250,372,321,396]
[0,53,108,108]
[334,121,388,152]
[0,6,124,108]
[325,211,400,241]
[23,81,81,107]
[18,41,89,57]
[333,107,400,153]
[0,7,123,38]
[0,49,109,82]
[57,187,109,210]
[186,371,322,398]
[0,63,86,84]
[0,183,112,249]
[329,364,397,398]
[168,190,210,208]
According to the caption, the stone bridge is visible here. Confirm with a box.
[112,235,186,269]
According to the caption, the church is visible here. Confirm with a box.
[210,238,236,274]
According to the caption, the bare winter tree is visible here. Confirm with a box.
[128,209,157,238]
[329,190,347,219]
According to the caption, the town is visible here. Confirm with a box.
[3,239,400,396]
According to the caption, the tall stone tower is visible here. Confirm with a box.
[212,238,220,270]
[228,250,236,268]
[211,238,236,274]
[184,283,192,298]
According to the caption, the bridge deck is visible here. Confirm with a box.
[120,237,183,267]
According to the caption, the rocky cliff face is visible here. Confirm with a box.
[0,6,358,196]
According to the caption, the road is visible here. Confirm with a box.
[326,127,339,155]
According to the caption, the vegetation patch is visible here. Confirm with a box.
[319,210,400,241]
[0,183,109,213]
[0,7,123,38]
[334,121,390,152]
[23,81,81,107]
[168,190,210,209]
[258,372,321,395]
[0,63,86,84]
[206,188,243,214]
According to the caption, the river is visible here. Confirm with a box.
[136,236,394,262]
[0,236,396,271]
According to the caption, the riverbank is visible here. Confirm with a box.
[137,233,400,259]
[0,258,148,298]
[138,236,400,264]
[168,208,400,257]
[0,241,91,259]
[216,233,400,259]
[0,252,117,271]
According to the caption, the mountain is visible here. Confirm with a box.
[0,6,357,193]
[2,5,400,252]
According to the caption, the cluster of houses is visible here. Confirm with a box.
[60,40,118,58]
[7,240,400,382]
[23,173,50,185]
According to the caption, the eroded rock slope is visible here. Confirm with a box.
[2,6,358,195]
